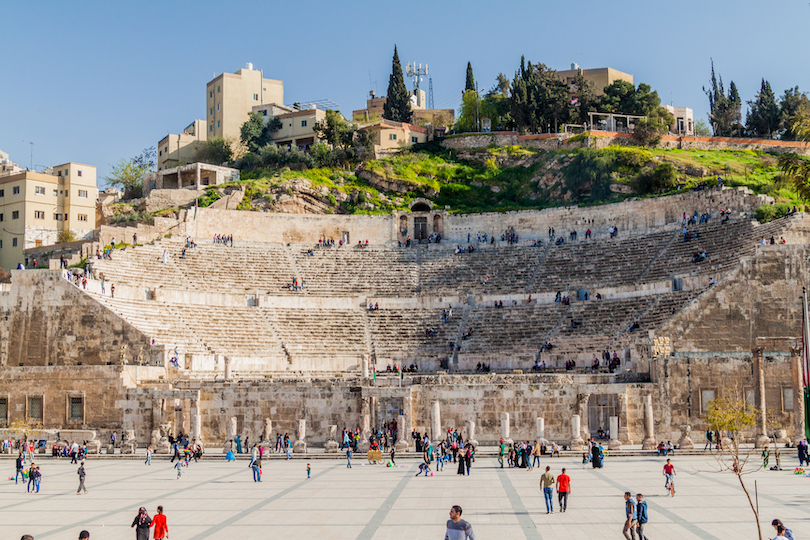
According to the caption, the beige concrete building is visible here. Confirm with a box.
[555,65,634,96]
[665,105,695,136]
[143,163,240,196]
[360,120,428,153]
[158,120,207,171]
[0,150,23,177]
[0,163,97,270]
[207,63,284,140]
[252,103,328,149]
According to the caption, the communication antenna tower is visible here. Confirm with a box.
[406,62,428,90]
[428,77,434,110]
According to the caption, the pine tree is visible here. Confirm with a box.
[383,45,413,124]
[704,60,742,137]
[746,79,780,138]
[465,62,475,92]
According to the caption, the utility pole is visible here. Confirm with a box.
[30,142,33,171]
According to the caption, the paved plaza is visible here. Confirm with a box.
[1,453,807,540]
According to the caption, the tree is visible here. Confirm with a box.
[694,119,712,136]
[778,153,810,200]
[704,60,742,136]
[195,137,233,165]
[313,110,356,148]
[57,230,77,244]
[632,107,675,146]
[105,147,155,199]
[510,57,532,134]
[465,62,475,92]
[745,79,780,138]
[779,87,810,140]
[240,112,282,153]
[383,45,412,123]
[600,80,637,114]
[455,90,480,132]
[703,394,764,540]
[492,73,510,96]
[563,148,615,201]
[569,71,598,125]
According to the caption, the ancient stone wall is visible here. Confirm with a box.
[0,270,161,367]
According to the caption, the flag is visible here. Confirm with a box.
[570,97,580,106]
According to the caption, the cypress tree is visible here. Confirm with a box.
[383,45,413,123]
[465,62,475,92]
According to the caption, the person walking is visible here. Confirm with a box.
[540,466,555,514]
[445,505,475,540]
[131,507,152,540]
[498,439,505,468]
[249,444,258,468]
[15,453,24,484]
[144,445,151,466]
[532,442,541,469]
[556,468,570,512]
[704,430,713,451]
[663,459,676,495]
[623,491,637,540]
[390,445,396,465]
[307,463,311,480]
[76,462,88,495]
[635,494,648,540]
[150,506,168,540]
[346,446,352,468]
[251,458,261,482]
[174,460,183,479]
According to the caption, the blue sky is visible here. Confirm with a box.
[2,0,809,182]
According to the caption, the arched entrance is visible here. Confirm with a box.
[588,394,617,439]
[414,217,428,239]
[433,214,443,235]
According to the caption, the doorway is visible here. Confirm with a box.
[414,217,427,240]
[588,394,617,439]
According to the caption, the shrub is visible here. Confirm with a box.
[755,202,793,223]
[634,163,677,195]
[57,230,76,244]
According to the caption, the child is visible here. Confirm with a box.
[145,445,151,466]
[174,460,183,479]
[307,463,311,479]
[582,452,590,469]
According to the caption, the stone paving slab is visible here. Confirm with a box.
[1,454,807,539]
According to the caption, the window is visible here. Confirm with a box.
[209,125,213,132]
[77,170,82,177]
[389,134,397,140]
[13,186,20,195]
[700,389,716,413]
[209,90,213,98]
[0,397,6,425]
[217,85,220,93]
[253,93,259,101]
[78,190,88,198]
[35,186,45,195]
[0,189,4,197]
[158,150,162,156]
[301,120,307,127]
[70,396,83,420]
[217,103,220,112]
[217,121,220,128]
[0,240,3,249]
[64,213,68,220]
[35,239,42,247]
[78,214,88,222]
[261,110,267,116]
[12,238,17,247]
[783,388,794,412]
[34,211,44,219]
[12,211,19,219]
[28,396,42,421]
[411,136,418,143]
[54,213,61,221]
[64,169,68,176]
[209,108,213,116]
[745,388,755,408]
[0,214,3,222]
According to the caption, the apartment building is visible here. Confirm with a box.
[157,119,207,171]
[207,63,284,140]
[252,103,327,149]
[0,163,97,270]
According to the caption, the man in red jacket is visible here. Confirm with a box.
[150,505,169,539]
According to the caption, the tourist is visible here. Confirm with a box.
[704,430,713,450]
[77,462,88,495]
[346,445,352,468]
[446,505,475,540]
[556,468,570,512]
[144,445,151,465]
[622,491,637,540]
[15,453,24,484]
[251,458,262,482]
[797,439,809,466]
[307,463,311,479]
[390,444,396,465]
[771,519,794,540]
[532,441,541,468]
[635,494,648,540]
[131,507,152,540]
[174,459,183,479]
[249,444,258,467]
[150,506,168,540]
[416,448,431,477]
[663,459,676,494]
[540,466,555,513]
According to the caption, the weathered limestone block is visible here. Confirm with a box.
[678,424,694,449]
[262,419,273,443]
[500,413,513,446]
[121,430,137,454]
[325,424,339,453]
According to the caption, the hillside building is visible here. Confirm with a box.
[352,90,454,128]
[0,163,96,270]
[157,119,207,171]
[252,102,328,150]
[359,120,428,154]
[665,105,695,136]
[555,65,634,96]
[206,63,284,140]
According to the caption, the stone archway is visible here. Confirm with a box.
[399,215,408,236]
[587,394,617,439]
[433,214,443,235]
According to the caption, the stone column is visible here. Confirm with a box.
[262,419,273,444]
[570,415,585,450]
[191,396,202,442]
[293,419,307,453]
[641,395,656,450]
[325,425,339,453]
[430,401,441,442]
[608,416,622,450]
[617,393,632,444]
[361,354,369,379]
[395,413,410,452]
[359,397,371,452]
[465,420,478,448]
[195,162,201,190]
[753,348,771,448]
[678,424,694,449]
[578,393,591,441]
[222,416,236,454]
[500,412,513,445]
[536,417,547,444]
[791,347,805,443]
[224,356,232,380]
